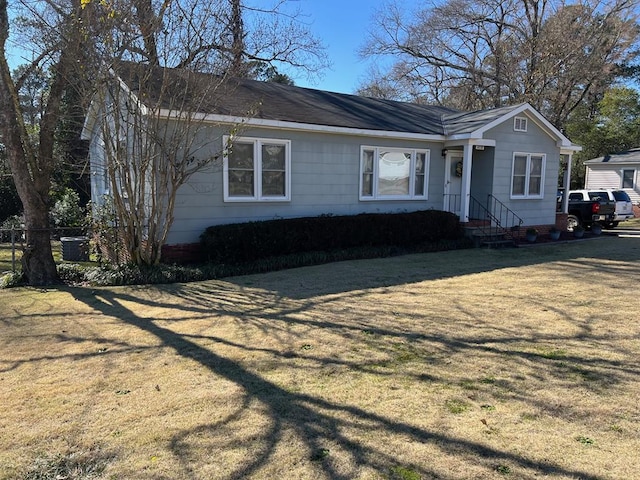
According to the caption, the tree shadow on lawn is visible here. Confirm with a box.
[54,238,640,478]
[217,236,640,301]
[65,279,629,479]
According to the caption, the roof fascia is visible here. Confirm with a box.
[561,145,582,154]
[444,138,496,147]
[112,71,149,117]
[81,100,99,140]
[468,103,577,148]
[585,158,640,165]
[81,71,148,140]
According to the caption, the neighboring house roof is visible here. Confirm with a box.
[88,62,579,150]
[584,148,640,165]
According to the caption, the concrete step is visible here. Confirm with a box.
[481,239,517,249]
[465,226,517,248]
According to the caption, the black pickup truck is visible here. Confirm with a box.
[562,190,616,231]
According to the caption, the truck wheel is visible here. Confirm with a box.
[566,215,580,232]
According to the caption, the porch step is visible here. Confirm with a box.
[465,226,517,249]
[481,239,517,249]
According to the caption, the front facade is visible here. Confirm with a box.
[584,149,640,204]
[84,64,580,246]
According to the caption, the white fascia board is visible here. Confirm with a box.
[470,103,577,148]
[560,145,582,154]
[82,73,148,140]
[443,137,496,147]
[81,101,98,140]
[585,158,640,165]
[113,74,149,117]
[155,109,447,142]
[469,103,531,136]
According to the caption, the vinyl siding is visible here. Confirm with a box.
[585,165,640,204]
[168,126,446,244]
[483,114,560,226]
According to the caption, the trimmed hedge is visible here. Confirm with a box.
[200,210,463,264]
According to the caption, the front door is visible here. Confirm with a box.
[444,153,463,215]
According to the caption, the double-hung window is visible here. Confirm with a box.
[622,169,635,189]
[360,147,429,200]
[223,136,291,202]
[514,116,528,132]
[511,153,545,198]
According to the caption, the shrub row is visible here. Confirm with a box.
[46,238,470,287]
[200,210,463,264]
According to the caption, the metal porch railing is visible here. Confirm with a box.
[468,194,523,243]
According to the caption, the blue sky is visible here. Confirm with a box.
[6,0,387,95]
[292,0,387,94]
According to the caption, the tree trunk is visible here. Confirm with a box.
[0,0,70,285]
[21,208,59,285]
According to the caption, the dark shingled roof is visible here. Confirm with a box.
[116,62,522,136]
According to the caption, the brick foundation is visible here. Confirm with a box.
[516,214,569,241]
[161,242,203,264]
[554,213,568,231]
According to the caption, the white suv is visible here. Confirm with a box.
[587,189,635,228]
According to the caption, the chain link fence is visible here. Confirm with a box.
[0,227,130,273]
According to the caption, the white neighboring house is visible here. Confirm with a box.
[584,149,640,204]
[82,63,581,251]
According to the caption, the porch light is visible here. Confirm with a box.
[441,148,448,157]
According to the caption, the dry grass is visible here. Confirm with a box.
[1,236,639,479]
[0,241,65,274]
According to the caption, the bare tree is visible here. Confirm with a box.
[0,0,92,285]
[84,0,327,266]
[90,63,244,265]
[95,0,328,76]
[1,0,326,281]
[360,0,639,127]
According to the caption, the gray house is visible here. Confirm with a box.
[83,64,580,248]
[584,149,640,204]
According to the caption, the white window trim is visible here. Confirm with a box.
[510,152,546,199]
[359,146,430,201]
[223,136,291,202]
[621,168,635,189]
[514,116,528,132]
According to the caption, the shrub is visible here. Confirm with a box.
[0,271,24,288]
[50,188,85,237]
[57,263,88,284]
[200,210,463,265]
